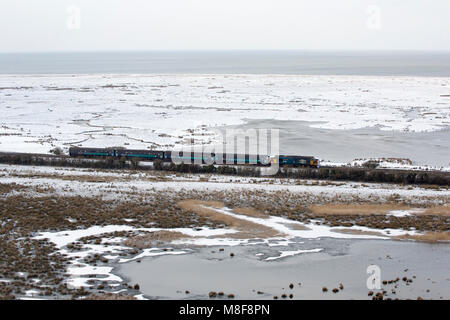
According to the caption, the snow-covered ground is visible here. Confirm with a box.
[33,204,422,288]
[1,164,448,204]
[321,158,450,172]
[1,74,449,156]
[34,224,236,288]
[1,163,447,294]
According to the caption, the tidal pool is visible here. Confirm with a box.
[116,239,450,300]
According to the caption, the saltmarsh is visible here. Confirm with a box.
[0,165,448,299]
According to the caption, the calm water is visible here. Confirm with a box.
[117,239,450,300]
[1,51,450,76]
[230,120,450,166]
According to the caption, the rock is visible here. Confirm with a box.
[373,292,384,300]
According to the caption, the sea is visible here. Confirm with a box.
[0,50,450,76]
[0,50,449,166]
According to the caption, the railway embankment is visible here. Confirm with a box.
[0,152,448,186]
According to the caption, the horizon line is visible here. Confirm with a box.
[2,49,450,55]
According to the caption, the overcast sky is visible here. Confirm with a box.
[1,0,449,53]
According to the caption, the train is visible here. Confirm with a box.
[68,147,320,168]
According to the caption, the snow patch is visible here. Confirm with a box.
[265,248,323,261]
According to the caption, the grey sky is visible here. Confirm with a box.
[1,0,449,53]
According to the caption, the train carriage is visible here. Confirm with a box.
[168,151,270,166]
[117,149,165,160]
[69,147,115,157]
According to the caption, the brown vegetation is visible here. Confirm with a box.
[393,232,450,243]
[232,207,268,218]
[309,204,411,215]
[422,206,450,216]
[1,152,449,185]
[178,200,281,238]
[84,293,137,300]
[0,164,448,299]
[0,195,222,299]
[124,231,189,249]
[281,223,311,231]
[331,228,386,237]
[0,182,29,194]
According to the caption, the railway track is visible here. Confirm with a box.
[0,151,448,176]
[0,151,70,159]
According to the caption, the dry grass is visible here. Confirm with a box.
[0,166,448,299]
[178,200,232,227]
[0,182,55,196]
[84,293,137,300]
[309,204,411,215]
[124,230,189,249]
[0,182,29,194]
[178,200,281,238]
[232,207,268,218]
[7,172,120,183]
[422,205,450,216]
[0,194,222,299]
[281,223,311,231]
[393,232,450,243]
[331,228,386,237]
[6,171,174,184]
